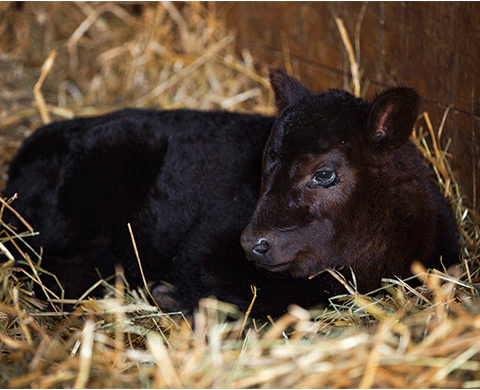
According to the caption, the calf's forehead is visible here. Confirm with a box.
[270,91,369,157]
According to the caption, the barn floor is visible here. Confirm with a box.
[1,2,479,388]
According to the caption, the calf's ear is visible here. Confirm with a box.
[366,87,420,149]
[269,68,311,112]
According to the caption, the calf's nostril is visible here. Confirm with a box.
[252,239,270,256]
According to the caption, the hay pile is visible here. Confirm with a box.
[1,2,480,388]
[0,1,274,190]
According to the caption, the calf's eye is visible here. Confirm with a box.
[310,169,337,188]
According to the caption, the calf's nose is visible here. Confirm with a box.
[252,238,270,257]
[240,229,270,261]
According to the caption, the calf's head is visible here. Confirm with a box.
[241,68,420,280]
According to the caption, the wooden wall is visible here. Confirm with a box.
[225,2,480,212]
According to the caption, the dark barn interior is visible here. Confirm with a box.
[0,2,480,388]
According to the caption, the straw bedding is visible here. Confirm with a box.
[1,2,480,388]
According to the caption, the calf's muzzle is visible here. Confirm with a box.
[240,232,270,262]
[240,227,294,272]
